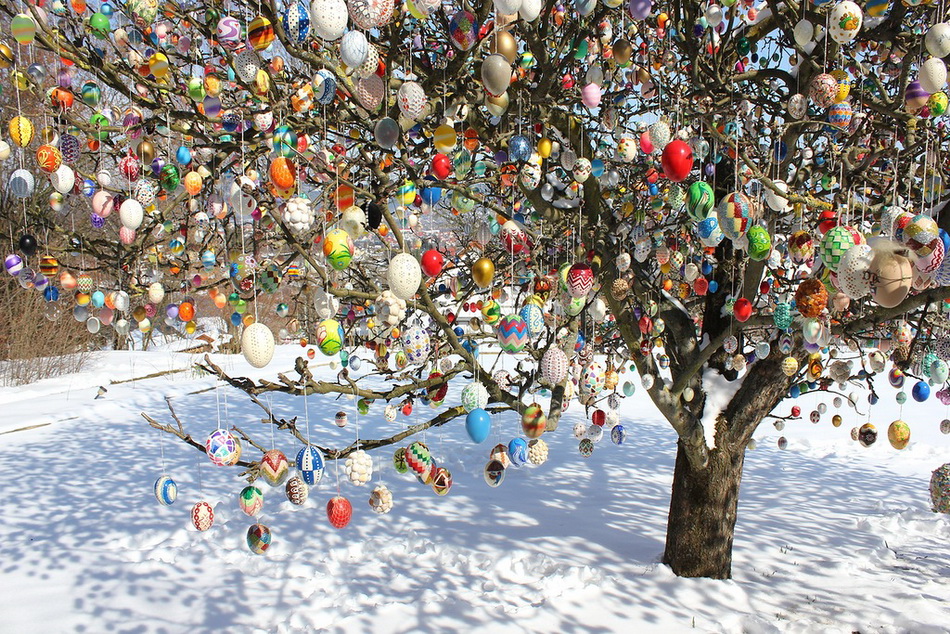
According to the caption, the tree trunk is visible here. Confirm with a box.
[663,440,745,579]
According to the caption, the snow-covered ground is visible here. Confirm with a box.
[1,346,948,633]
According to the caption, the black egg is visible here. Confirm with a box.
[18,234,37,256]
[366,202,383,229]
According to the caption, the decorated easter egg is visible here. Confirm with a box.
[686,181,715,222]
[239,485,264,516]
[154,475,178,506]
[566,262,594,297]
[507,438,528,466]
[541,345,568,384]
[887,420,910,449]
[282,2,311,42]
[717,191,753,240]
[246,524,271,554]
[311,0,348,40]
[404,441,433,477]
[248,15,276,50]
[461,381,489,412]
[316,318,344,355]
[191,501,214,531]
[285,475,309,504]
[396,81,427,120]
[828,1,862,44]
[496,314,529,353]
[402,324,430,364]
[296,445,325,485]
[242,322,275,368]
[323,228,354,271]
[260,449,289,486]
[206,429,239,466]
[344,449,373,486]
[809,73,838,109]
[484,459,506,487]
[327,496,352,528]
[369,484,394,513]
[521,403,546,438]
[387,252,422,300]
[582,361,606,395]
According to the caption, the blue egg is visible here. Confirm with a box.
[176,146,192,166]
[507,438,528,466]
[100,3,114,17]
[82,179,96,196]
[611,425,626,445]
[295,445,325,485]
[708,280,719,293]
[154,475,178,506]
[421,187,442,206]
[230,312,242,326]
[453,326,464,336]
[91,290,105,307]
[701,261,713,275]
[44,286,59,302]
[789,385,801,398]
[912,380,930,402]
[508,135,531,162]
[591,158,605,178]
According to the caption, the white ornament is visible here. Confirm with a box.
[242,322,275,368]
[387,252,422,300]
[344,449,373,485]
[369,484,393,513]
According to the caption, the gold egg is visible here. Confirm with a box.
[489,30,519,64]
[136,138,155,163]
[472,257,495,288]
[613,39,633,65]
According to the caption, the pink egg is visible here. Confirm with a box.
[91,190,114,217]
[640,131,654,154]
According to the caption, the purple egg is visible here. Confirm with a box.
[151,156,166,177]
[628,0,651,20]
[166,304,179,320]
[5,254,23,275]
[907,80,930,101]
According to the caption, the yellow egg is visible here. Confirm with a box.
[433,124,457,152]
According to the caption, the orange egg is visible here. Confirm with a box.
[184,171,203,195]
[299,337,308,347]
[214,294,227,309]
[60,270,77,290]
[242,314,256,327]
[269,157,296,190]
[307,348,315,359]
[178,301,195,322]
[334,184,354,210]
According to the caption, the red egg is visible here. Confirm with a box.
[818,210,838,234]
[327,496,352,529]
[421,249,444,277]
[431,153,452,180]
[660,139,693,182]
[733,297,753,322]
[591,409,606,426]
[791,405,801,417]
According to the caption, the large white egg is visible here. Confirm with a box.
[387,252,422,300]
[119,198,144,230]
[242,322,275,368]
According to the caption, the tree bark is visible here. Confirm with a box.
[663,441,745,579]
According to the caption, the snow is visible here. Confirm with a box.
[0,346,948,632]
[699,368,745,449]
